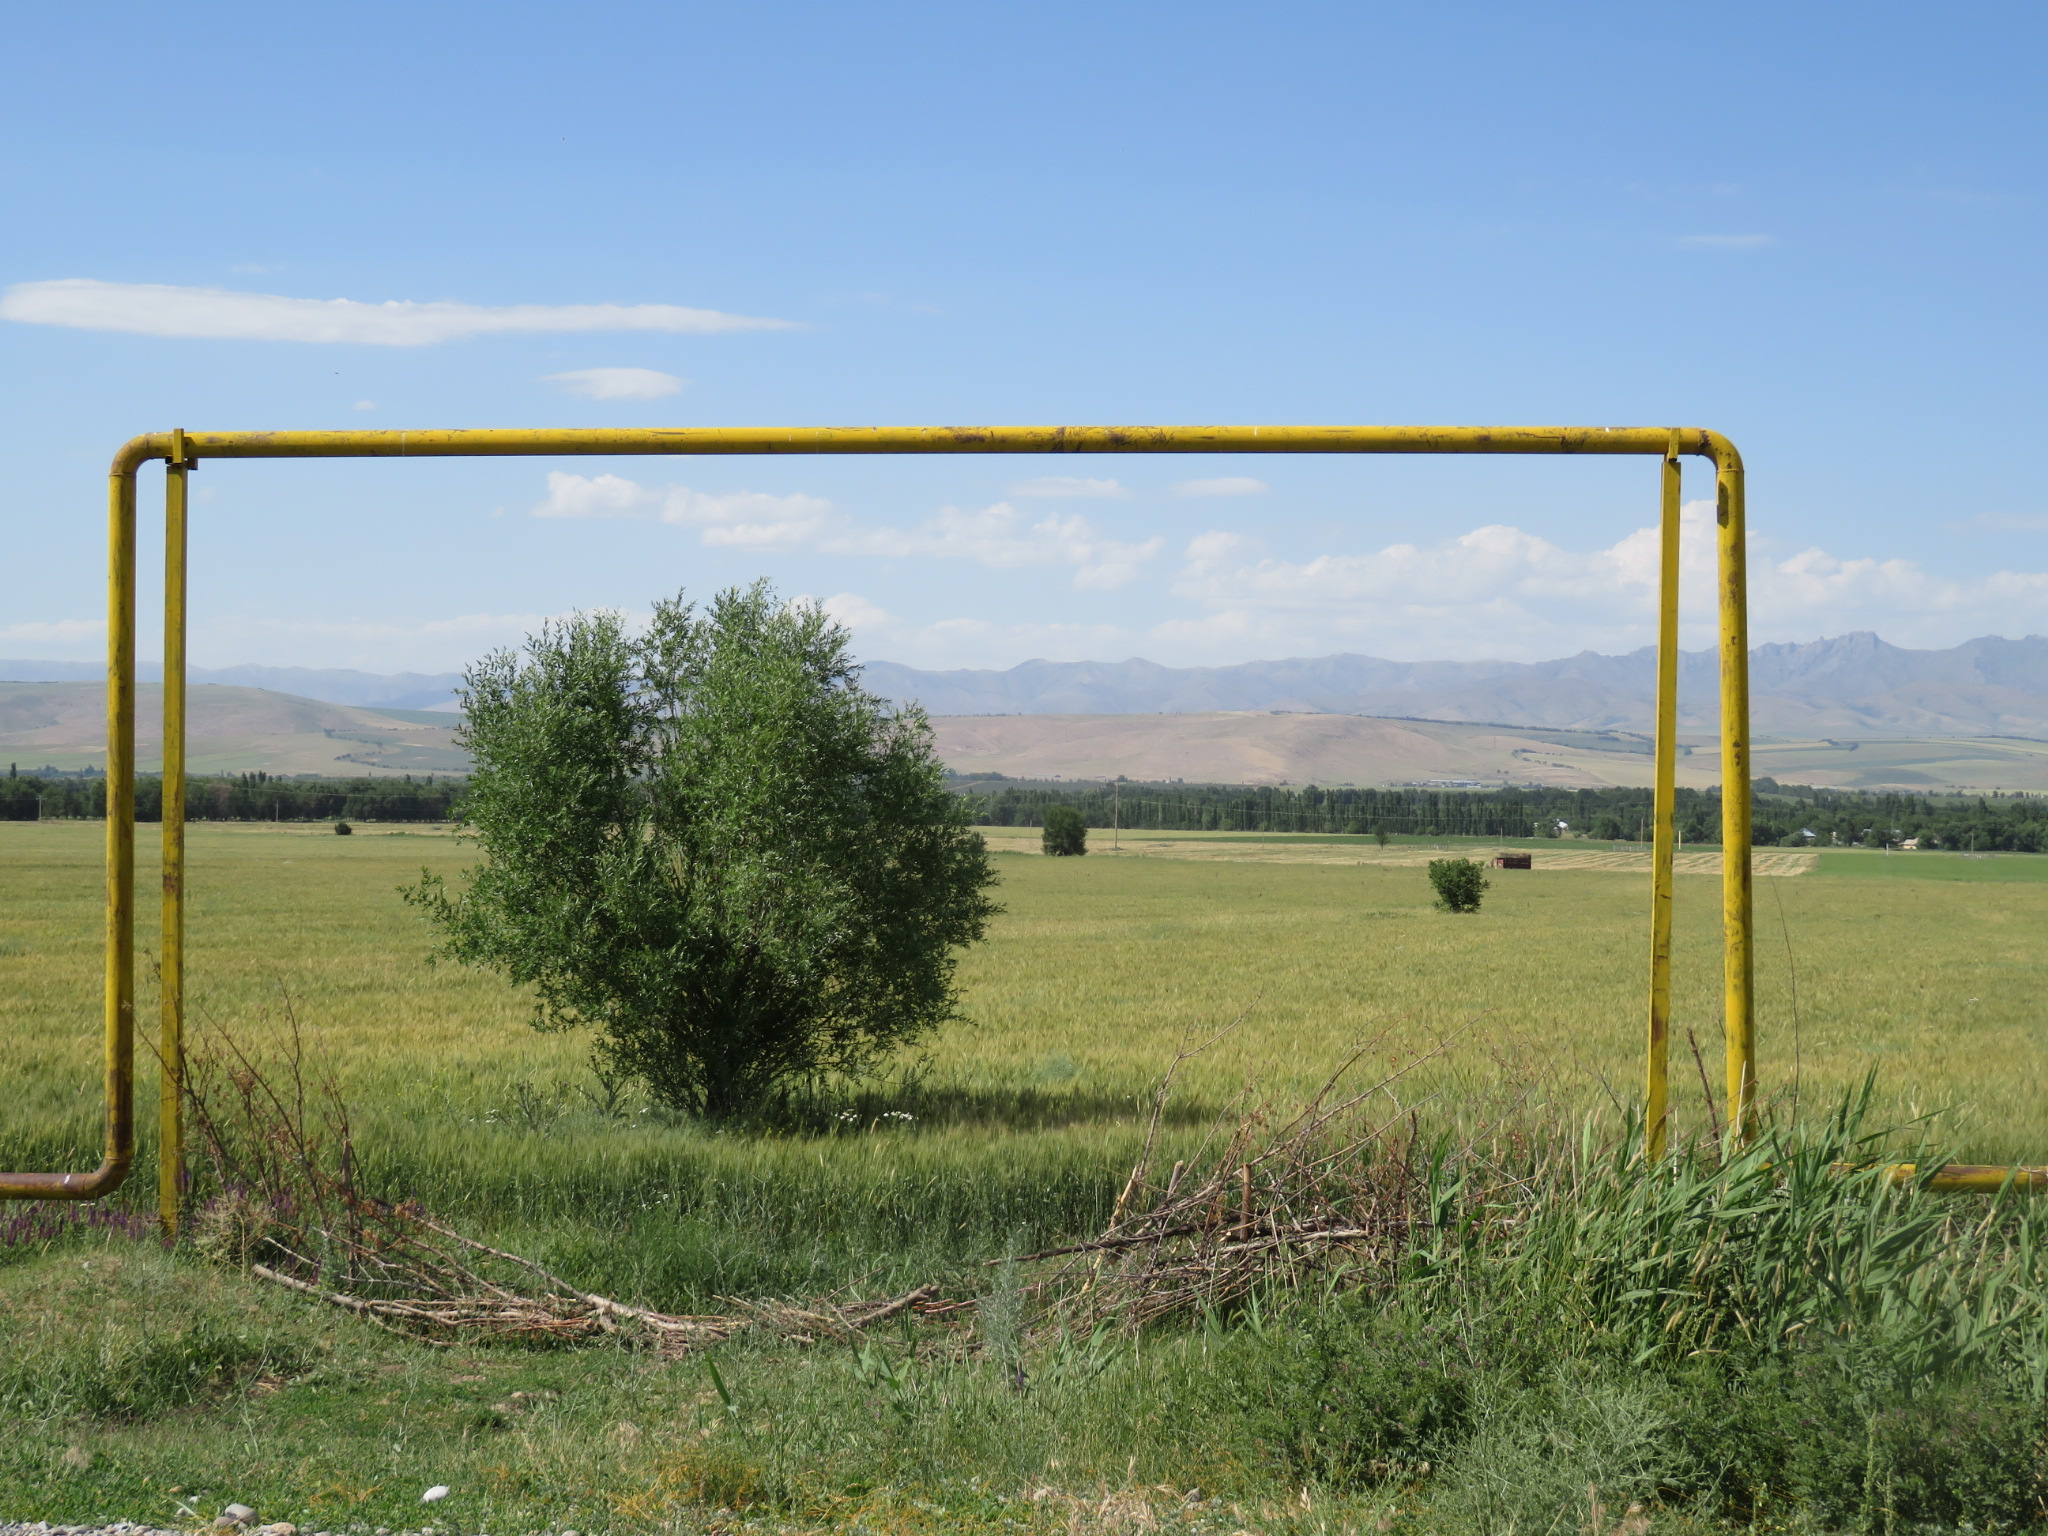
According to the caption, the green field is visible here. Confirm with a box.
[5,822,2048,1532]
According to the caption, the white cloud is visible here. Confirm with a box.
[812,593,896,631]
[527,474,1162,586]
[1010,476,1133,500]
[177,611,574,673]
[0,618,106,654]
[1158,503,2048,661]
[545,366,686,400]
[1675,234,1774,249]
[783,596,1138,669]
[352,399,376,411]
[530,472,834,547]
[1170,476,1268,498]
[0,279,796,345]
[664,488,836,548]
[533,472,659,519]
[1974,512,2048,532]
[827,503,1164,589]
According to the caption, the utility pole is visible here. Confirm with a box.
[1113,778,1120,851]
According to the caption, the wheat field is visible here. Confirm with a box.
[4,818,2045,1188]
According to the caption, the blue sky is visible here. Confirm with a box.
[3,1,2043,675]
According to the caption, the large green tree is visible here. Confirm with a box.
[406,582,1000,1119]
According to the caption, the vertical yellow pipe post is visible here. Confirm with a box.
[104,460,138,1192]
[159,435,189,1232]
[1646,436,1681,1161]
[1716,449,1756,1144]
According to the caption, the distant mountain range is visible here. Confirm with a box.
[866,633,2048,738]
[0,660,463,711]
[7,632,2048,738]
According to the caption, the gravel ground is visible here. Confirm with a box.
[1,1527,489,1536]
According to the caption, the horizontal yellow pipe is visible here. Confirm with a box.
[1886,1164,2048,1194]
[114,424,1745,471]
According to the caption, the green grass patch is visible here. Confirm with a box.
[1818,847,2048,881]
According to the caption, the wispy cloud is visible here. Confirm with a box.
[827,504,1164,589]
[184,611,574,672]
[531,472,833,546]
[545,366,687,400]
[0,618,106,653]
[671,488,837,549]
[1010,476,1133,500]
[532,473,657,519]
[529,473,1164,587]
[1170,476,1268,498]
[1674,234,1774,250]
[0,279,796,345]
[1974,512,2048,533]
[792,592,1138,668]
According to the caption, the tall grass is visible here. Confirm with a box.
[7,1080,2048,1531]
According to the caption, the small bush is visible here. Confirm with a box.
[1436,1367,1688,1536]
[1668,1347,2048,1529]
[333,821,352,835]
[1428,857,1488,913]
[1217,1303,1473,1487]
[1042,804,1088,857]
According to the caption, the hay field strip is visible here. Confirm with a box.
[977,825,1819,876]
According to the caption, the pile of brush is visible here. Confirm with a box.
[181,1006,933,1356]
[181,1003,1530,1351]
[1005,1025,1468,1327]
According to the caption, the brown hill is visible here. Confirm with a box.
[930,712,2048,793]
[10,683,2048,793]
[0,682,468,777]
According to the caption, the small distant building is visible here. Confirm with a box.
[1494,852,1533,869]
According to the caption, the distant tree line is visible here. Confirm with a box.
[1751,780,2048,852]
[6,759,2042,850]
[0,766,464,823]
[952,775,2048,851]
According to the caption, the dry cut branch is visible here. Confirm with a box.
[181,1002,945,1356]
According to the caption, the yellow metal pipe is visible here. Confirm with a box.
[1885,1164,2048,1194]
[104,458,138,1195]
[123,424,1741,463]
[0,463,138,1199]
[159,438,190,1232]
[1645,437,1681,1161]
[1714,447,1756,1146]
[0,424,1754,1205]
